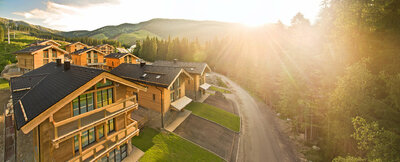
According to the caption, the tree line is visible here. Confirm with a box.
[133,0,400,161]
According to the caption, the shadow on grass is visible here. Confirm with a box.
[131,127,160,151]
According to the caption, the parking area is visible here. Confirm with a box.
[173,114,239,161]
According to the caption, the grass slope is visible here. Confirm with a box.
[0,32,39,71]
[132,127,223,162]
[0,79,9,90]
[186,102,240,132]
[210,86,231,94]
[114,30,160,45]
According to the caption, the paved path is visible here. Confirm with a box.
[164,110,191,132]
[213,73,299,162]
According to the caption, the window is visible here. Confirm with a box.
[97,88,113,108]
[87,52,91,64]
[74,136,79,152]
[107,119,115,133]
[128,56,132,63]
[121,144,127,159]
[74,127,96,152]
[98,125,104,139]
[94,53,98,63]
[43,51,49,58]
[153,94,156,101]
[96,80,113,88]
[178,89,181,98]
[72,93,94,116]
[124,57,127,63]
[52,51,57,58]
[170,92,175,102]
[112,62,114,66]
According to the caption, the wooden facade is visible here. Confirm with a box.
[137,74,189,114]
[71,49,106,68]
[185,69,210,100]
[95,44,115,55]
[26,73,146,162]
[105,54,140,70]
[15,45,68,73]
[66,42,89,53]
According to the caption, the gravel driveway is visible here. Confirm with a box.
[213,73,299,162]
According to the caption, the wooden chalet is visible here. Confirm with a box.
[10,60,146,162]
[153,60,212,100]
[28,40,61,47]
[94,44,115,55]
[104,53,140,70]
[70,48,106,69]
[14,45,68,74]
[66,42,89,53]
[111,63,193,128]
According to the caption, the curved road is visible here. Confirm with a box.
[213,73,299,162]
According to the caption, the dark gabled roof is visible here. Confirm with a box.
[28,40,61,46]
[69,48,104,55]
[10,62,105,129]
[13,45,51,54]
[110,63,183,88]
[105,53,139,59]
[152,60,211,75]
[105,53,129,59]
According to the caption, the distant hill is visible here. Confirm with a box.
[0,17,60,34]
[60,19,242,45]
[0,17,244,46]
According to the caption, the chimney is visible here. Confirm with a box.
[173,59,178,64]
[56,58,62,66]
[140,61,146,67]
[64,60,71,70]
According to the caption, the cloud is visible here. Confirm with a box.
[12,0,322,31]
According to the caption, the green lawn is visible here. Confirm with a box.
[210,86,231,94]
[0,79,9,90]
[185,102,240,132]
[132,127,223,162]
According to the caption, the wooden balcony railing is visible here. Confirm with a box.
[51,96,137,147]
[67,121,139,162]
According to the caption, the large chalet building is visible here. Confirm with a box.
[153,60,211,100]
[94,44,115,55]
[70,48,106,69]
[10,60,146,162]
[111,63,193,128]
[13,44,68,73]
[66,42,89,53]
[104,53,141,70]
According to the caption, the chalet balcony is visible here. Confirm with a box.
[51,95,138,148]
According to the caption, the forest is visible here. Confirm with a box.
[133,0,400,161]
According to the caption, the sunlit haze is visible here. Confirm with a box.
[0,0,323,31]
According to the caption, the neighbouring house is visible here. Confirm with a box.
[28,40,61,47]
[153,60,212,100]
[105,53,141,70]
[116,48,129,53]
[14,45,68,74]
[95,44,115,55]
[66,42,89,53]
[10,60,146,162]
[111,62,193,128]
[70,48,106,69]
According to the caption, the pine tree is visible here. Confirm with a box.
[0,24,4,42]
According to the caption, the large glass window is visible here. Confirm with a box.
[87,53,91,64]
[72,93,95,116]
[94,53,98,63]
[98,125,104,139]
[97,88,114,108]
[74,136,79,152]
[124,57,127,63]
[96,80,113,88]
[107,118,115,133]
[52,51,57,58]
[43,51,49,58]
[77,127,96,150]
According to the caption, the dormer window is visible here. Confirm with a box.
[156,75,161,79]
[142,73,147,78]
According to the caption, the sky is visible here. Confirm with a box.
[0,0,323,31]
